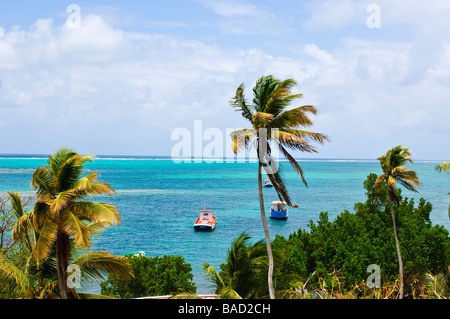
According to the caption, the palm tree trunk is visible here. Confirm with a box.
[387,197,404,299]
[258,161,275,299]
[56,230,71,299]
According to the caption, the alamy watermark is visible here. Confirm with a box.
[67,264,81,289]
[366,4,381,29]
[66,4,81,29]
[367,264,381,288]
[171,120,280,173]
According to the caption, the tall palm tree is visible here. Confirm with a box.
[12,148,123,299]
[229,75,329,298]
[3,191,133,299]
[435,162,450,219]
[375,145,422,299]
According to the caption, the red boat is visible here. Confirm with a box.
[194,209,217,231]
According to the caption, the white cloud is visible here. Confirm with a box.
[0,15,277,154]
[0,3,449,159]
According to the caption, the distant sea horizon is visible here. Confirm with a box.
[0,153,446,162]
[0,154,448,294]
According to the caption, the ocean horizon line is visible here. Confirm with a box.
[0,153,446,163]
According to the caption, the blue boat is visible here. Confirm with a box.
[263,178,273,187]
[270,201,288,219]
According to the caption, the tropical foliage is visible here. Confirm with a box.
[229,75,328,298]
[203,231,296,299]
[435,162,450,174]
[272,173,450,298]
[0,149,134,299]
[101,254,196,299]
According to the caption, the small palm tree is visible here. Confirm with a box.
[229,75,329,298]
[12,148,124,299]
[202,231,269,299]
[375,145,422,299]
[435,162,450,219]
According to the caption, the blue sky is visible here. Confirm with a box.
[0,0,449,160]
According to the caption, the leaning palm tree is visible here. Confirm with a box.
[375,145,422,299]
[435,162,450,219]
[12,148,123,299]
[229,75,329,298]
[4,191,133,299]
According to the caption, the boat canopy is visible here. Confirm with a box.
[271,201,288,211]
[199,210,214,220]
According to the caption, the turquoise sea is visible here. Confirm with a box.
[0,156,449,294]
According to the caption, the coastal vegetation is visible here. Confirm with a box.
[275,172,449,298]
[0,148,134,299]
[205,173,450,299]
[101,254,196,298]
[229,75,329,298]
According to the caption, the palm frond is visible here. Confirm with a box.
[9,192,33,245]
[280,128,329,145]
[387,175,397,189]
[277,131,317,153]
[60,211,91,247]
[33,201,51,228]
[264,78,300,117]
[38,281,59,299]
[31,166,56,200]
[251,112,274,129]
[71,251,134,286]
[32,217,58,265]
[78,293,118,299]
[396,178,420,193]
[56,154,95,191]
[218,287,243,299]
[279,144,307,187]
[7,191,25,219]
[262,161,292,206]
[435,162,450,173]
[252,75,280,113]
[202,263,225,287]
[270,105,317,129]
[230,83,253,121]
[424,271,449,298]
[11,210,35,244]
[71,201,121,226]
[50,189,78,214]
[73,177,115,198]
[48,148,78,177]
[226,231,251,275]
[0,252,31,292]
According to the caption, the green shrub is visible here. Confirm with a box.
[100,254,196,298]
